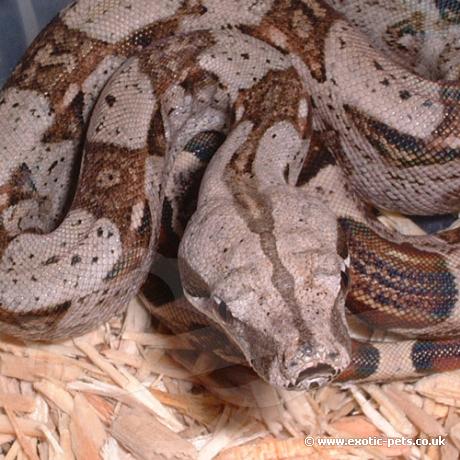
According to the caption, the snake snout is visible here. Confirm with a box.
[282,343,349,390]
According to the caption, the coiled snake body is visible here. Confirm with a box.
[1,0,460,390]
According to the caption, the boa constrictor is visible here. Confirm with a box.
[1,0,460,391]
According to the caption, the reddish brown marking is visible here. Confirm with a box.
[411,338,460,373]
[297,130,336,186]
[228,67,310,177]
[438,226,460,244]
[344,220,457,333]
[247,0,339,82]
[344,104,460,174]
[71,142,152,274]
[383,11,424,52]
[7,19,115,128]
[335,340,380,381]
[0,300,72,340]
[138,32,215,94]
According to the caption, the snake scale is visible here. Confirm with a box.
[1,0,460,391]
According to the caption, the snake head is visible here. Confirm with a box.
[179,185,351,390]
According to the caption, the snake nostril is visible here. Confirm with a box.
[328,351,339,360]
[340,269,349,289]
[290,343,313,362]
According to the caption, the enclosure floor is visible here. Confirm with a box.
[0,295,456,460]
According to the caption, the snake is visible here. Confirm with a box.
[1,0,460,391]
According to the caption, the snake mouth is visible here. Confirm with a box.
[291,363,337,389]
[280,345,347,390]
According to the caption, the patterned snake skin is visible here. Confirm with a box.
[1,0,460,391]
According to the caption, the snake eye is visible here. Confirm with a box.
[213,296,233,323]
[340,268,349,289]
